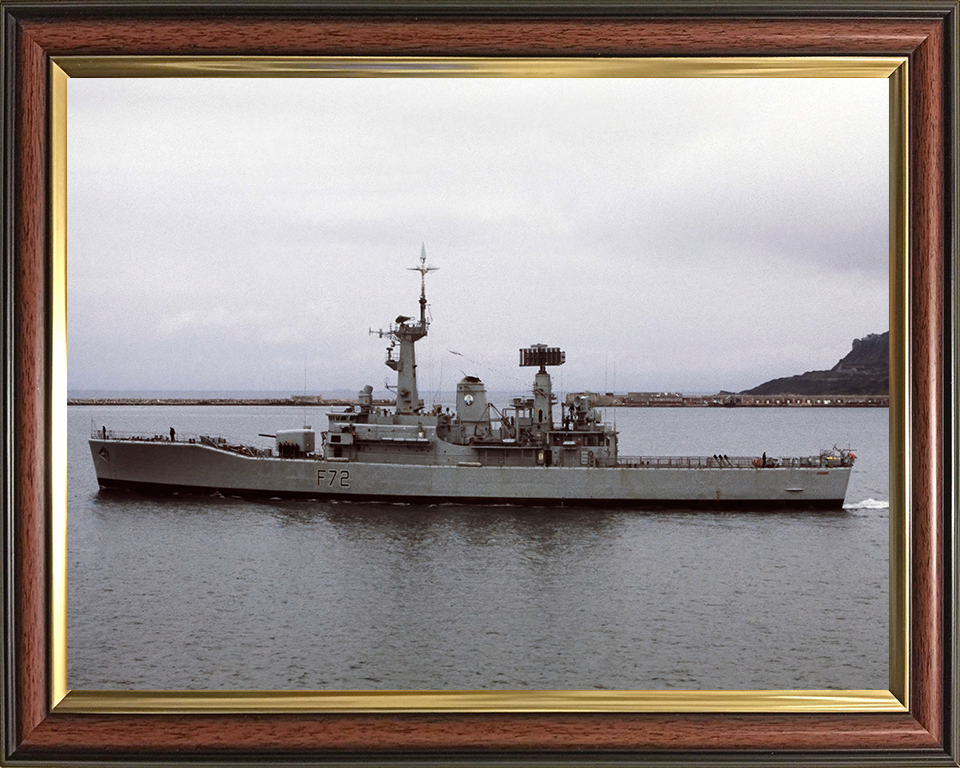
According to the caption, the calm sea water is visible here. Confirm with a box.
[67,404,888,691]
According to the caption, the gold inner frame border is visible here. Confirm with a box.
[49,55,910,715]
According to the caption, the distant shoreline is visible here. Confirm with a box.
[67,397,391,407]
[567,393,888,408]
[68,395,889,408]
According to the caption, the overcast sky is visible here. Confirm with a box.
[67,76,888,398]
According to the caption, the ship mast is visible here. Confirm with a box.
[373,245,438,414]
[519,344,565,439]
[411,243,437,329]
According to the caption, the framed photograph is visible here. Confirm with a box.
[2,2,956,765]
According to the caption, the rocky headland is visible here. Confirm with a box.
[741,332,889,396]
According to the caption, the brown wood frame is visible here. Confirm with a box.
[2,2,957,765]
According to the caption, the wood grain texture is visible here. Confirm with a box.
[17,713,942,753]
[5,5,955,763]
[18,16,940,57]
[13,20,49,746]
[908,14,946,747]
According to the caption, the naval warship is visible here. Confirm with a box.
[89,249,856,509]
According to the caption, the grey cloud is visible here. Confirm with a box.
[67,76,889,395]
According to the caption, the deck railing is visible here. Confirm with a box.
[616,455,827,469]
[89,428,275,456]
[90,427,247,443]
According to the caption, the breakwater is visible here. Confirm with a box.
[566,393,889,408]
[70,393,889,408]
[68,397,395,407]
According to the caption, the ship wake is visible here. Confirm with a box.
[844,498,889,510]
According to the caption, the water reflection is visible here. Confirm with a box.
[70,406,888,691]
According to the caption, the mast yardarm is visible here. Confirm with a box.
[410,243,438,327]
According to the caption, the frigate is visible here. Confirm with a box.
[89,248,856,509]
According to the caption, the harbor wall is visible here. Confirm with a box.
[565,392,889,408]
[68,397,396,407]
[68,393,889,408]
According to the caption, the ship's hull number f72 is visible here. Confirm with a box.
[318,468,350,488]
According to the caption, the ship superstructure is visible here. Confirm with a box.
[89,248,856,509]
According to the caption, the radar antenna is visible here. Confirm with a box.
[408,243,439,326]
[519,344,566,373]
[518,344,564,435]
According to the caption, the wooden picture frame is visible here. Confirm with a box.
[2,2,957,765]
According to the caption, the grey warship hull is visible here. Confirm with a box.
[89,247,856,509]
[89,438,852,510]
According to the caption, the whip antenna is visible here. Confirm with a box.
[408,243,439,327]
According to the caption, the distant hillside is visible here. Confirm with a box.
[742,332,889,396]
